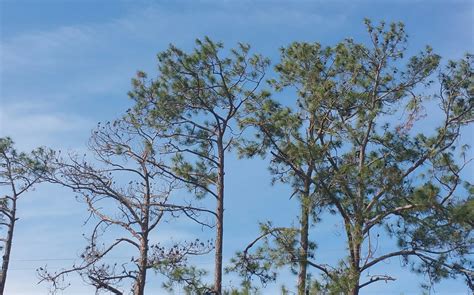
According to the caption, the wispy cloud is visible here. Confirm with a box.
[0,101,92,150]
[1,26,95,71]
[1,1,348,74]
[0,1,348,151]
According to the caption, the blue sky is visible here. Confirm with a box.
[0,0,473,294]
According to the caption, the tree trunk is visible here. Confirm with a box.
[348,229,362,295]
[297,200,310,295]
[0,197,16,295]
[297,177,311,295]
[214,141,225,295]
[134,180,150,295]
[297,168,312,295]
[134,236,148,295]
[350,287,359,295]
[349,276,360,295]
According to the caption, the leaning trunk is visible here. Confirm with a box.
[214,140,225,294]
[0,197,16,295]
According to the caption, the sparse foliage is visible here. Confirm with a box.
[0,137,53,294]
[38,118,213,295]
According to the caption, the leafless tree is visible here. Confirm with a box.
[38,118,214,295]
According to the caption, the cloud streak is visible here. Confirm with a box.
[0,101,92,150]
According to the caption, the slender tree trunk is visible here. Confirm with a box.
[297,177,311,295]
[349,228,362,295]
[297,199,310,295]
[214,140,225,295]
[0,197,16,295]
[135,177,150,295]
[134,235,148,295]
[214,192,224,295]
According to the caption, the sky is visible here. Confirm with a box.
[0,0,473,294]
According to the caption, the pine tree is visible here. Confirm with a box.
[232,20,473,294]
[128,37,269,294]
[0,137,53,294]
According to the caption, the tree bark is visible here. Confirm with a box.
[297,200,310,295]
[134,235,148,295]
[297,177,311,295]
[349,273,361,295]
[134,173,150,295]
[214,140,225,294]
[349,228,362,295]
[349,286,360,295]
[0,197,16,295]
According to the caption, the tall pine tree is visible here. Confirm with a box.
[232,20,473,294]
[128,37,269,294]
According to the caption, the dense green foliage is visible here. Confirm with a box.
[231,20,473,294]
[127,37,269,294]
